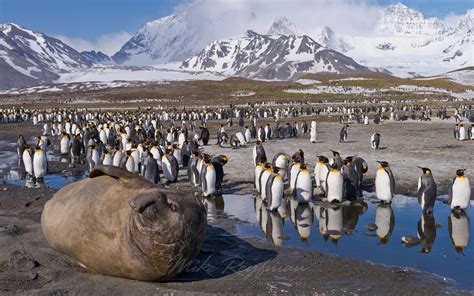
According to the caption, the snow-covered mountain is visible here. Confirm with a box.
[112,15,207,66]
[81,50,113,65]
[0,23,91,89]
[376,2,449,36]
[181,30,370,80]
[318,4,473,77]
[266,17,300,36]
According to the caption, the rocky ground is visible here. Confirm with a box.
[0,119,473,295]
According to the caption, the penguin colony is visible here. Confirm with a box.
[5,104,473,253]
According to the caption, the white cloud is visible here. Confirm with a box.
[54,31,132,56]
[173,0,384,39]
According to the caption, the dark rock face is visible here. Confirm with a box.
[81,50,113,65]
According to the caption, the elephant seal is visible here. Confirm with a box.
[41,165,206,281]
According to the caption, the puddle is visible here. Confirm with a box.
[0,149,87,189]
[209,193,473,290]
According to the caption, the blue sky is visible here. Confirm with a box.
[1,0,471,54]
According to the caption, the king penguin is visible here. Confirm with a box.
[17,135,26,158]
[371,133,381,149]
[201,154,217,197]
[162,149,179,183]
[22,145,34,176]
[417,166,437,213]
[294,164,313,203]
[341,157,359,201]
[33,146,48,179]
[265,168,284,211]
[141,152,160,184]
[253,140,267,166]
[449,169,471,211]
[375,161,395,203]
[326,163,343,203]
[187,151,200,187]
[315,156,330,194]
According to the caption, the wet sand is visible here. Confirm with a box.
[0,119,473,295]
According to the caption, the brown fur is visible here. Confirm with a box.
[41,165,206,281]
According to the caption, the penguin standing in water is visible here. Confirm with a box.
[162,149,179,183]
[22,145,34,176]
[294,164,313,203]
[141,153,160,184]
[265,168,284,211]
[253,140,267,166]
[375,161,395,203]
[326,163,343,203]
[211,154,228,191]
[371,133,381,149]
[33,146,48,179]
[448,210,470,255]
[417,167,437,213]
[449,169,471,211]
[16,135,26,158]
[187,152,200,187]
[201,154,217,197]
[339,124,349,143]
[341,157,359,201]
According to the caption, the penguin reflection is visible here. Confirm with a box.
[342,201,368,233]
[448,210,470,255]
[202,195,224,223]
[318,206,343,246]
[265,211,286,246]
[255,197,269,235]
[418,212,437,253]
[294,203,314,242]
[374,204,395,244]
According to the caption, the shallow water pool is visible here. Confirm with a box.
[204,193,473,290]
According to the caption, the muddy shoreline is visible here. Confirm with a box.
[0,120,473,295]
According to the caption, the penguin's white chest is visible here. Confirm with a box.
[327,171,343,202]
[295,171,313,203]
[375,169,392,202]
[268,175,284,211]
[33,151,47,178]
[451,177,471,209]
[202,165,216,197]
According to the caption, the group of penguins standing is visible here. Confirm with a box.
[252,142,472,217]
[16,117,230,197]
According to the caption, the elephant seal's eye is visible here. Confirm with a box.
[169,203,176,212]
